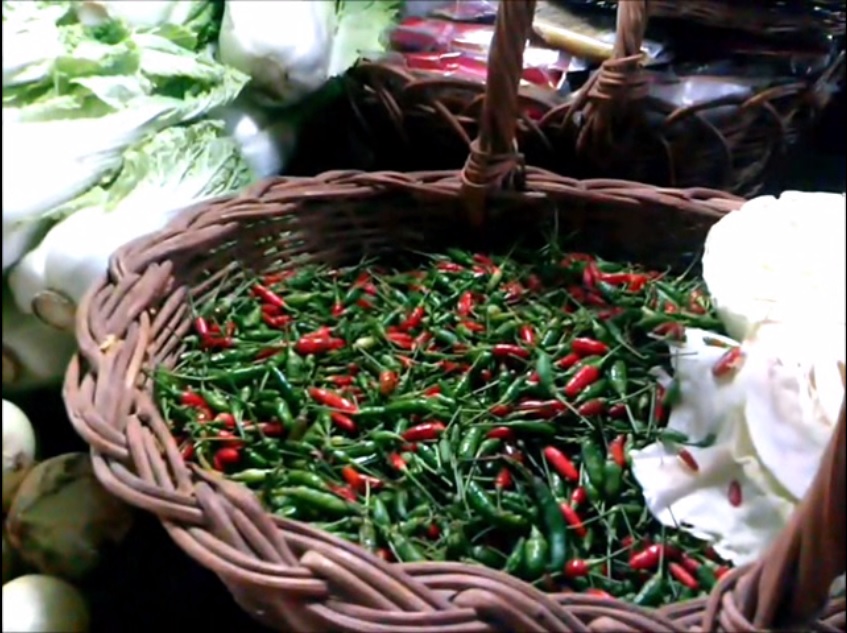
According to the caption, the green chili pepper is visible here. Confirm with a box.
[199,389,230,412]
[609,361,628,398]
[393,489,409,521]
[633,571,665,607]
[359,521,378,552]
[388,531,425,562]
[602,460,623,499]
[371,497,391,528]
[471,545,506,569]
[465,481,527,530]
[523,526,549,579]
[531,477,567,573]
[504,537,527,576]
[285,470,327,490]
[284,487,359,517]
[535,351,555,397]
[581,443,606,492]
[445,524,468,558]
[458,426,486,461]
[574,379,609,404]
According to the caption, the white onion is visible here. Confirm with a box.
[7,453,134,581]
[2,398,37,513]
[2,574,89,633]
[2,531,19,584]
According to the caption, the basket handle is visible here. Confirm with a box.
[715,398,846,629]
[459,0,537,226]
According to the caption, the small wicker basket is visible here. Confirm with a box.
[344,0,845,196]
[65,2,845,631]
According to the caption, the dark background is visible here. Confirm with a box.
[7,87,844,633]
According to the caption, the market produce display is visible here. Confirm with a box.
[153,240,735,605]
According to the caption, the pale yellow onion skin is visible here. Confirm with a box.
[2,574,90,633]
[6,453,134,581]
[2,398,38,514]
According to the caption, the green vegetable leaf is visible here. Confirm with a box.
[327,0,402,77]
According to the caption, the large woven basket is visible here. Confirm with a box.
[64,2,846,631]
[344,0,845,196]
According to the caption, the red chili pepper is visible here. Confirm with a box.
[457,291,475,317]
[193,317,210,338]
[308,387,358,414]
[425,523,441,539]
[491,344,531,360]
[680,554,701,574]
[387,453,407,471]
[327,375,355,387]
[214,412,236,428]
[251,284,285,308]
[330,412,358,434]
[518,324,536,345]
[436,261,464,273]
[687,289,708,314]
[295,336,345,355]
[585,588,613,598]
[460,320,485,333]
[577,398,606,417]
[628,274,648,292]
[259,422,285,437]
[423,385,442,396]
[331,301,346,317]
[261,271,289,285]
[609,434,627,468]
[387,331,415,349]
[180,443,195,461]
[712,347,745,378]
[527,371,540,385]
[356,298,374,310]
[653,321,686,341]
[216,429,244,448]
[341,465,363,490]
[472,253,494,267]
[564,365,601,398]
[571,338,609,356]
[401,422,446,442]
[328,483,358,503]
[376,548,394,562]
[262,313,291,329]
[715,565,730,579]
[669,562,700,590]
[202,336,234,350]
[582,262,599,289]
[495,468,513,490]
[596,271,631,285]
[559,503,588,538]
[180,390,207,408]
[254,346,284,361]
[677,448,700,473]
[213,447,240,471]
[396,355,415,369]
[262,304,282,316]
[556,353,581,369]
[489,403,513,417]
[560,253,595,268]
[526,274,542,292]
[486,426,515,441]
[653,385,667,423]
[608,403,628,419]
[379,370,398,396]
[597,307,625,321]
[503,281,525,303]
[439,360,466,374]
[629,544,679,570]
[563,558,590,579]
[728,480,743,507]
[400,306,425,331]
[543,446,580,482]
[516,399,566,419]
[195,406,214,423]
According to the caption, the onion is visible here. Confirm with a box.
[2,398,37,513]
[3,531,19,584]
[2,574,89,633]
[6,453,134,581]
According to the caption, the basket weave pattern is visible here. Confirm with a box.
[65,3,846,631]
[345,0,845,196]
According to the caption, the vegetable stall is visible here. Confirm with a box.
[2,1,845,632]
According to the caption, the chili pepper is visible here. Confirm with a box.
[295,335,345,356]
[570,486,587,508]
[609,435,627,469]
[629,544,677,570]
[458,426,485,460]
[581,443,606,492]
[535,352,554,396]
[457,292,475,317]
[504,538,526,576]
[386,331,415,350]
[559,503,587,538]
[193,317,211,338]
[712,346,745,379]
[495,468,513,490]
[515,399,565,419]
[563,558,590,579]
[523,526,549,579]
[387,453,407,472]
[609,361,628,398]
[602,460,623,499]
[180,443,195,461]
[608,403,628,419]
[677,448,700,473]
[252,284,286,308]
[330,412,357,433]
[577,398,606,417]
[695,563,718,590]
[307,388,358,414]
[341,465,363,490]
[564,365,601,398]
[543,446,580,482]
[653,321,685,342]
[378,370,398,396]
[571,337,609,357]
[286,471,327,490]
[486,426,515,441]
[728,480,742,507]
[680,554,700,574]
[471,545,505,569]
[518,324,536,346]
[669,562,699,590]
[180,390,207,408]
[556,353,581,370]
[465,481,527,530]
[212,447,240,471]
[632,572,665,607]
[492,344,531,360]
[715,565,730,579]
[530,476,567,573]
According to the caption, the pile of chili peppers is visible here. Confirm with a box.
[155,244,733,607]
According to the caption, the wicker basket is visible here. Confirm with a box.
[344,1,845,196]
[64,2,845,631]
